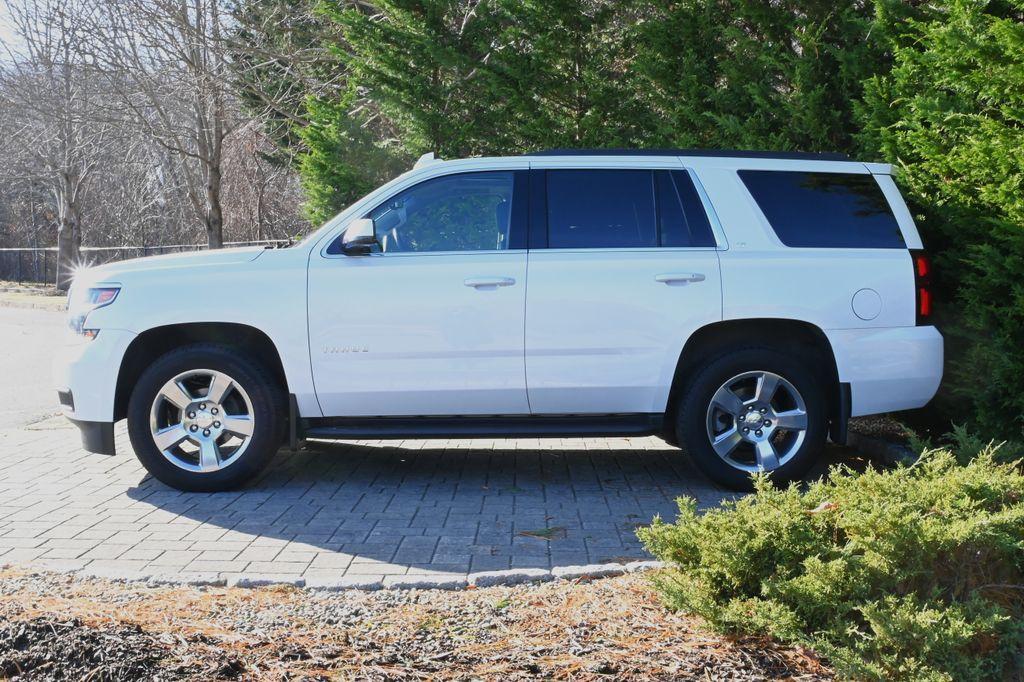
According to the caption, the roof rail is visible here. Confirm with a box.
[524,148,851,161]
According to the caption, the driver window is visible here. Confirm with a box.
[369,172,514,253]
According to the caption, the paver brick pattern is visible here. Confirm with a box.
[0,420,739,584]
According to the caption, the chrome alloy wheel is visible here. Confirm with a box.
[149,369,255,473]
[705,370,809,473]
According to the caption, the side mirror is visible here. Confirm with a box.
[341,218,377,256]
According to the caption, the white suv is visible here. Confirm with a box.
[54,150,943,491]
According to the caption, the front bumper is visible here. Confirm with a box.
[52,328,136,423]
[53,328,136,454]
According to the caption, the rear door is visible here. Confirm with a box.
[524,161,723,415]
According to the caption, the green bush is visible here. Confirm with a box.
[858,0,1024,442]
[911,424,1024,467]
[638,449,1024,680]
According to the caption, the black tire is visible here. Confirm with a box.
[675,346,827,491]
[127,343,286,492]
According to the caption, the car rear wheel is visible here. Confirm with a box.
[675,347,827,491]
[127,343,285,491]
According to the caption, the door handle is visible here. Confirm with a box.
[464,276,516,290]
[655,272,706,285]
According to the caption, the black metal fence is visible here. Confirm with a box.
[0,241,282,286]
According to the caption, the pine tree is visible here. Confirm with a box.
[631,0,883,152]
[859,0,1024,439]
[324,0,509,157]
[485,0,655,150]
[297,93,407,224]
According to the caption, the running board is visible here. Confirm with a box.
[301,414,663,440]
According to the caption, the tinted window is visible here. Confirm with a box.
[547,170,657,248]
[659,171,717,247]
[739,170,905,248]
[367,172,514,253]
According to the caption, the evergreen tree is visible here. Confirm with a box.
[486,0,655,150]
[859,0,1024,439]
[318,0,655,157]
[323,0,509,157]
[297,93,407,224]
[632,0,883,152]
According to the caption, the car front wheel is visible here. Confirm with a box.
[127,343,285,492]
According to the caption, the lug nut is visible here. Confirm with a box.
[188,411,196,419]
[189,425,198,432]
[203,429,211,437]
[763,420,772,426]
[213,421,221,428]
[755,429,763,437]
[211,407,219,415]
[199,403,206,410]
[747,405,754,411]
[742,427,749,434]
[759,407,768,414]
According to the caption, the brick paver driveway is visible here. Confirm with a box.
[0,307,852,588]
[0,418,739,587]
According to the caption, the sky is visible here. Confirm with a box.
[0,3,23,60]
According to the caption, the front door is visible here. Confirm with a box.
[308,170,530,417]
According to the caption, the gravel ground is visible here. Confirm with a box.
[0,568,832,680]
[848,415,914,444]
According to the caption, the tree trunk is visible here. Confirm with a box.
[206,164,224,248]
[55,213,81,291]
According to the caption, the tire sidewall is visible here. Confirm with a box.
[127,344,285,491]
[677,347,827,491]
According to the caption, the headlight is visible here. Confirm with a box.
[68,286,120,338]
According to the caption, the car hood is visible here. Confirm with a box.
[76,246,267,285]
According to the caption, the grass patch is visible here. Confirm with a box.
[517,526,567,541]
[638,445,1024,680]
[416,613,445,632]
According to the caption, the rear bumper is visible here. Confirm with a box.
[825,325,943,417]
[69,417,116,455]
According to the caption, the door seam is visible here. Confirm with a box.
[523,249,533,414]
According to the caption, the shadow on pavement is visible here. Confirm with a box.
[123,439,860,576]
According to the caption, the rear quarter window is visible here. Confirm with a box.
[738,170,906,248]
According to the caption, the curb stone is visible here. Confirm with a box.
[304,576,384,591]
[383,574,469,590]
[7,560,666,593]
[147,572,226,587]
[76,566,154,583]
[468,568,554,587]
[551,563,627,580]
[227,574,306,589]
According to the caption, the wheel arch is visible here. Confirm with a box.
[114,322,288,421]
[665,318,844,444]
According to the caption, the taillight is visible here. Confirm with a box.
[910,250,932,325]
